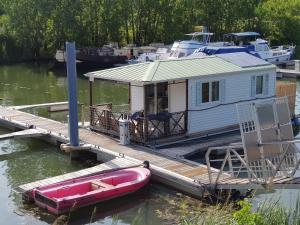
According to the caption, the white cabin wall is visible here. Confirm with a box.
[169,81,186,113]
[130,84,144,112]
[187,69,276,134]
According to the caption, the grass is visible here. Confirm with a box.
[155,192,300,225]
[187,197,300,225]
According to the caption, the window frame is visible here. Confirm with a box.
[255,75,264,96]
[200,80,221,104]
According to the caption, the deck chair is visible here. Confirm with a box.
[237,97,300,183]
[206,97,300,185]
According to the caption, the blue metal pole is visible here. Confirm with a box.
[66,42,79,146]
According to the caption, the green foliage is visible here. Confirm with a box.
[256,0,300,45]
[233,199,263,225]
[0,0,299,62]
[156,193,300,225]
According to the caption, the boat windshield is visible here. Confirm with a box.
[224,32,260,46]
[185,32,214,43]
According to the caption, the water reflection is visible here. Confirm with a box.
[0,64,128,107]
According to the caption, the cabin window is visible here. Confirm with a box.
[256,75,264,95]
[211,81,220,101]
[145,84,155,114]
[157,82,168,112]
[145,83,169,115]
[202,82,210,103]
[201,81,220,103]
[251,74,269,97]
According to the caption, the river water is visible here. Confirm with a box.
[0,64,178,225]
[0,64,300,224]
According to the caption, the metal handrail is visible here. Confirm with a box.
[205,142,300,186]
[206,146,260,185]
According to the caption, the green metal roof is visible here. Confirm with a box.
[85,55,275,83]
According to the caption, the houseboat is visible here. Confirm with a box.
[54,45,127,71]
[85,52,276,145]
[115,43,167,60]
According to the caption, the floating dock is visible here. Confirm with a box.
[277,68,300,78]
[276,60,300,78]
[0,128,46,140]
[1,106,300,200]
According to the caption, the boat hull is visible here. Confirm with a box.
[33,167,151,215]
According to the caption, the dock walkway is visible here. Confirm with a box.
[0,128,46,140]
[1,106,300,198]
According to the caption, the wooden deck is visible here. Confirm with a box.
[1,106,300,199]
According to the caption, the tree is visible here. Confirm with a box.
[256,0,300,45]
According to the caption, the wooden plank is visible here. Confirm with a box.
[160,164,180,171]
[165,163,188,170]
[180,167,208,177]
[158,160,183,167]
[170,165,196,174]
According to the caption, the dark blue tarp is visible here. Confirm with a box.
[202,46,249,55]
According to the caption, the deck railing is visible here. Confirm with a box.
[145,111,186,141]
[90,103,186,143]
[90,103,130,136]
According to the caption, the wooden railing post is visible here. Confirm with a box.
[90,106,94,126]
[105,110,110,130]
[184,110,188,133]
[143,117,148,143]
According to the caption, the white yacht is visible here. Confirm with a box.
[129,47,171,64]
[224,32,295,63]
[168,32,215,59]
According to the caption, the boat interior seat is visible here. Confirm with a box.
[91,180,113,190]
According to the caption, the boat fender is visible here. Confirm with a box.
[292,116,300,126]
[143,161,150,169]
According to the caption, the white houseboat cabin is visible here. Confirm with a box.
[85,52,276,144]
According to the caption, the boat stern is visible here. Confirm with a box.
[33,189,60,215]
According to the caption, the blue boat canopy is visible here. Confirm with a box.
[200,46,249,55]
[224,32,260,37]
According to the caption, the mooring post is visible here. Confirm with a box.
[66,42,79,147]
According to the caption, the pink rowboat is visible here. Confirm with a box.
[32,166,151,215]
